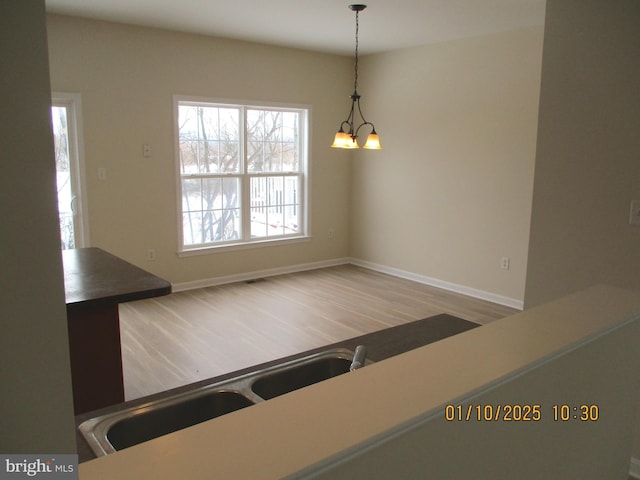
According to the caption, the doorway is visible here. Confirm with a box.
[51,93,89,249]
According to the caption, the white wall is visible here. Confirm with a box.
[46,15,353,285]
[349,27,544,304]
[0,1,76,453]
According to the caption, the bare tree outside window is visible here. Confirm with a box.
[179,105,241,244]
[51,93,89,250]
[52,105,74,249]
[176,99,307,250]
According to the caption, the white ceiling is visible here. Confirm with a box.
[45,0,546,56]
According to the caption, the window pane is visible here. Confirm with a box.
[182,178,201,212]
[283,176,298,205]
[222,178,240,208]
[284,176,300,234]
[179,140,198,174]
[247,109,300,173]
[250,177,267,237]
[220,141,239,173]
[52,105,74,249]
[247,110,264,172]
[265,142,283,172]
[202,208,240,242]
[267,206,284,236]
[182,176,241,245]
[282,112,299,172]
[178,105,240,174]
[198,177,241,211]
[202,178,223,210]
[247,110,264,140]
[283,140,298,172]
[218,108,240,172]
[250,175,300,238]
[183,212,203,245]
[284,177,300,235]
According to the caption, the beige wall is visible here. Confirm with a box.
[524,0,640,308]
[523,0,640,463]
[47,16,544,304]
[349,27,544,304]
[0,1,76,453]
[46,15,353,285]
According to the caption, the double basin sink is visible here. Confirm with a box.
[79,348,371,456]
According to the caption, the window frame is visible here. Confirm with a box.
[173,95,311,255]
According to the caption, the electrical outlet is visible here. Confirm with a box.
[501,256,510,270]
[147,249,156,261]
[143,144,152,158]
[328,228,334,240]
[97,167,107,181]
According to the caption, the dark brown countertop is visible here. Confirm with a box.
[63,247,171,311]
[75,313,479,462]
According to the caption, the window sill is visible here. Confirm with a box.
[177,235,311,257]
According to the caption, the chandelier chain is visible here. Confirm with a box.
[354,10,359,94]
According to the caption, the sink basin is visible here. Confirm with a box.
[79,348,371,456]
[80,390,256,455]
[251,357,353,400]
[106,391,254,451]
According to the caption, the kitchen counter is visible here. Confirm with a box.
[63,247,171,310]
[76,285,640,479]
[75,313,479,462]
[63,247,171,414]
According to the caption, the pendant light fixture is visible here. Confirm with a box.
[331,4,382,150]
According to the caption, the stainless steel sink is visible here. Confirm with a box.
[106,391,254,451]
[251,356,353,400]
[79,348,371,456]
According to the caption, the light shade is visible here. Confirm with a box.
[362,132,382,150]
[331,131,358,149]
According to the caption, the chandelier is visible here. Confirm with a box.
[331,4,382,150]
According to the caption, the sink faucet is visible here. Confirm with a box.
[350,345,367,371]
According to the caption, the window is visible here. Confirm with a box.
[175,97,309,253]
[51,93,89,249]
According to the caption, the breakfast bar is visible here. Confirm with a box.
[63,247,171,414]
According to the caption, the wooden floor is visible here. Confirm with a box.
[119,264,518,400]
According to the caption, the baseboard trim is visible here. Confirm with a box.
[629,457,640,479]
[348,257,524,310]
[172,257,351,292]
[172,256,524,310]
